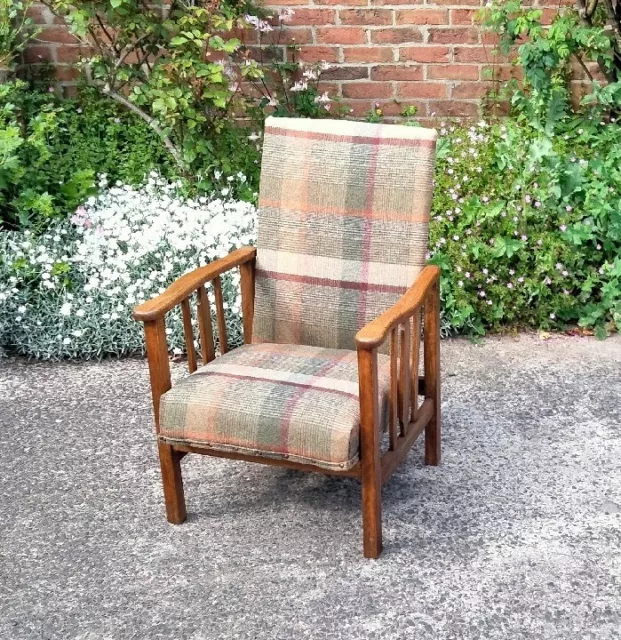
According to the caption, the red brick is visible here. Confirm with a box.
[343,46,394,62]
[296,45,340,63]
[314,0,367,5]
[37,27,80,45]
[399,46,449,63]
[263,27,313,45]
[371,28,423,44]
[322,66,369,80]
[345,100,375,117]
[266,0,309,5]
[373,0,423,5]
[450,9,476,25]
[482,64,523,81]
[454,46,493,63]
[23,45,55,64]
[340,9,393,25]
[451,81,490,99]
[428,100,479,117]
[375,100,427,117]
[429,27,479,44]
[371,65,423,81]
[541,8,560,24]
[396,9,449,25]
[55,45,84,63]
[481,32,500,45]
[54,66,80,82]
[396,82,447,98]
[433,0,480,5]
[427,64,480,80]
[246,46,285,63]
[342,82,392,99]
[26,5,53,24]
[316,27,366,44]
[287,8,336,26]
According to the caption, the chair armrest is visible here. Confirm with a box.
[355,265,440,350]
[132,246,257,322]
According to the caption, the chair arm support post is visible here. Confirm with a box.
[144,318,172,434]
[132,246,257,322]
[357,346,383,558]
[423,277,441,465]
[239,257,256,344]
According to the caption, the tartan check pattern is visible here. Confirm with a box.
[253,116,437,351]
[159,343,391,470]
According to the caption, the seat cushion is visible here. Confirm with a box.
[159,343,391,471]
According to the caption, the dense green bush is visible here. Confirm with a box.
[0,81,171,229]
[0,81,261,230]
[430,117,621,337]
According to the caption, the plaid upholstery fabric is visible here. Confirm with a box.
[253,117,437,351]
[159,343,391,470]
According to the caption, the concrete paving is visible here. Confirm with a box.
[1,335,620,640]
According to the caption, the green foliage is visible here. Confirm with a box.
[0,0,40,69]
[0,81,176,230]
[42,0,334,176]
[430,116,621,337]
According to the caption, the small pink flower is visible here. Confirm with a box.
[560,225,567,232]
[507,283,513,289]
[566,206,573,212]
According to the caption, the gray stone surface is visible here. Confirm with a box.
[1,335,620,640]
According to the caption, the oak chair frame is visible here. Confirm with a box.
[133,246,441,559]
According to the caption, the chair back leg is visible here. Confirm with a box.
[158,442,187,524]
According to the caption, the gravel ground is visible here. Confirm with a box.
[1,334,620,640]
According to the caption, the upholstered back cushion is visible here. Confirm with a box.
[253,117,437,351]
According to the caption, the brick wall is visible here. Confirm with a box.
[268,0,501,119]
[24,1,577,119]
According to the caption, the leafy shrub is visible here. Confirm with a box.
[430,116,621,337]
[0,81,177,230]
[0,173,256,359]
[42,0,334,176]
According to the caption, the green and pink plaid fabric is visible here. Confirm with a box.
[159,343,391,470]
[253,117,437,351]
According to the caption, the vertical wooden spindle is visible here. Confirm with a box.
[398,319,412,435]
[388,327,399,450]
[240,260,255,344]
[197,285,215,364]
[411,309,421,423]
[212,276,228,355]
[180,297,198,373]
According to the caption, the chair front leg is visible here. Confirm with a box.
[158,442,187,524]
[423,278,441,466]
[357,347,383,559]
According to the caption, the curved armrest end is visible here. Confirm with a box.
[355,265,440,349]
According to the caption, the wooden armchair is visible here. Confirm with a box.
[133,117,440,558]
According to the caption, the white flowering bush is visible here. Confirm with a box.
[0,173,257,359]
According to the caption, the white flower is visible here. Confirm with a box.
[18,305,26,314]
[76,309,85,317]
[63,337,71,345]
[60,302,72,316]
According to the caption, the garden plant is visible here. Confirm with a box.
[0,0,620,358]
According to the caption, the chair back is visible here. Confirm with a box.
[253,116,437,351]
